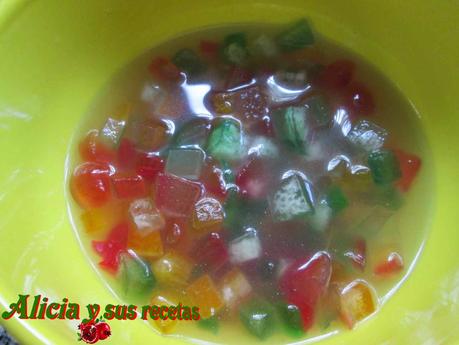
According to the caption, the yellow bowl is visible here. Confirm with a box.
[0,0,458,344]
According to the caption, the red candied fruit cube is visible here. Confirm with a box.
[191,232,229,272]
[236,159,272,199]
[79,130,115,163]
[149,57,182,83]
[117,138,137,170]
[374,252,404,276]
[112,174,147,199]
[155,173,202,217]
[201,159,227,199]
[279,251,332,330]
[136,154,165,182]
[393,149,422,192]
[70,162,112,209]
[92,222,129,273]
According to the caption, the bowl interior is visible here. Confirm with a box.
[0,0,458,344]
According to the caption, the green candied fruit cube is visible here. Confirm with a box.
[250,34,278,58]
[277,19,314,52]
[239,299,275,340]
[273,106,308,154]
[269,174,314,221]
[165,148,204,180]
[368,149,401,185]
[100,117,126,147]
[198,316,219,334]
[207,118,243,161]
[118,251,155,300]
[172,48,206,77]
[305,95,331,127]
[277,303,304,338]
[326,186,348,214]
[222,32,249,65]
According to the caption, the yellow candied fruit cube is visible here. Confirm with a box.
[151,251,193,286]
[80,203,125,236]
[192,197,224,232]
[338,280,377,329]
[149,292,179,334]
[186,274,224,319]
[128,229,164,258]
[211,93,233,114]
[219,268,252,309]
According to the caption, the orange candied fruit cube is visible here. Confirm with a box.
[192,197,224,232]
[80,204,121,236]
[219,268,252,309]
[151,251,193,286]
[186,274,224,319]
[338,280,377,329]
[128,228,164,258]
[211,92,233,114]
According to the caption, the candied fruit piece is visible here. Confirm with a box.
[207,118,243,161]
[117,138,137,170]
[92,222,129,273]
[129,198,165,234]
[118,250,155,299]
[368,149,401,185]
[277,303,304,337]
[151,251,193,286]
[220,268,252,309]
[172,48,206,78]
[348,120,387,152]
[210,92,233,114]
[374,252,403,276]
[100,117,126,148]
[269,174,314,221]
[126,116,170,152]
[393,149,422,192]
[71,162,112,209]
[171,117,211,149]
[193,197,224,232]
[222,32,249,66]
[112,174,147,199]
[165,148,204,180]
[231,85,268,121]
[229,230,262,264]
[186,274,224,319]
[326,186,348,214]
[128,227,164,258]
[239,299,275,339]
[81,204,124,236]
[136,154,165,182]
[236,158,272,199]
[155,173,202,217]
[338,280,377,329]
[192,232,228,272]
[277,19,314,52]
[79,130,116,163]
[273,106,308,154]
[250,34,278,58]
[149,292,181,333]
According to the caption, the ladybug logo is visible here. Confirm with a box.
[77,318,111,344]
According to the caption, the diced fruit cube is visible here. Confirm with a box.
[192,232,228,272]
[92,222,129,273]
[150,292,181,333]
[210,92,233,114]
[171,117,211,149]
[348,120,387,152]
[100,117,126,148]
[219,268,252,309]
[172,48,206,78]
[273,106,308,154]
[246,136,279,159]
[200,159,228,199]
[269,174,314,221]
[129,198,165,233]
[305,95,331,128]
[149,57,181,83]
[343,82,375,117]
[279,252,331,329]
[117,138,137,170]
[250,34,278,58]
[151,251,193,286]
[155,173,202,217]
[277,19,314,52]
[136,154,165,182]
[231,85,268,121]
[236,159,272,199]
[338,280,377,329]
[368,149,401,185]
[207,118,243,161]
[393,149,422,192]
[128,228,164,258]
[193,197,224,232]
[112,174,147,199]
[71,162,112,209]
[222,32,249,65]
[239,299,275,339]
[374,252,403,276]
[165,148,204,180]
[277,303,304,337]
[318,59,355,90]
[81,204,124,235]
[118,250,155,299]
[229,230,262,264]
[126,116,170,152]
[79,130,116,163]
[326,186,348,214]
[186,275,224,319]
